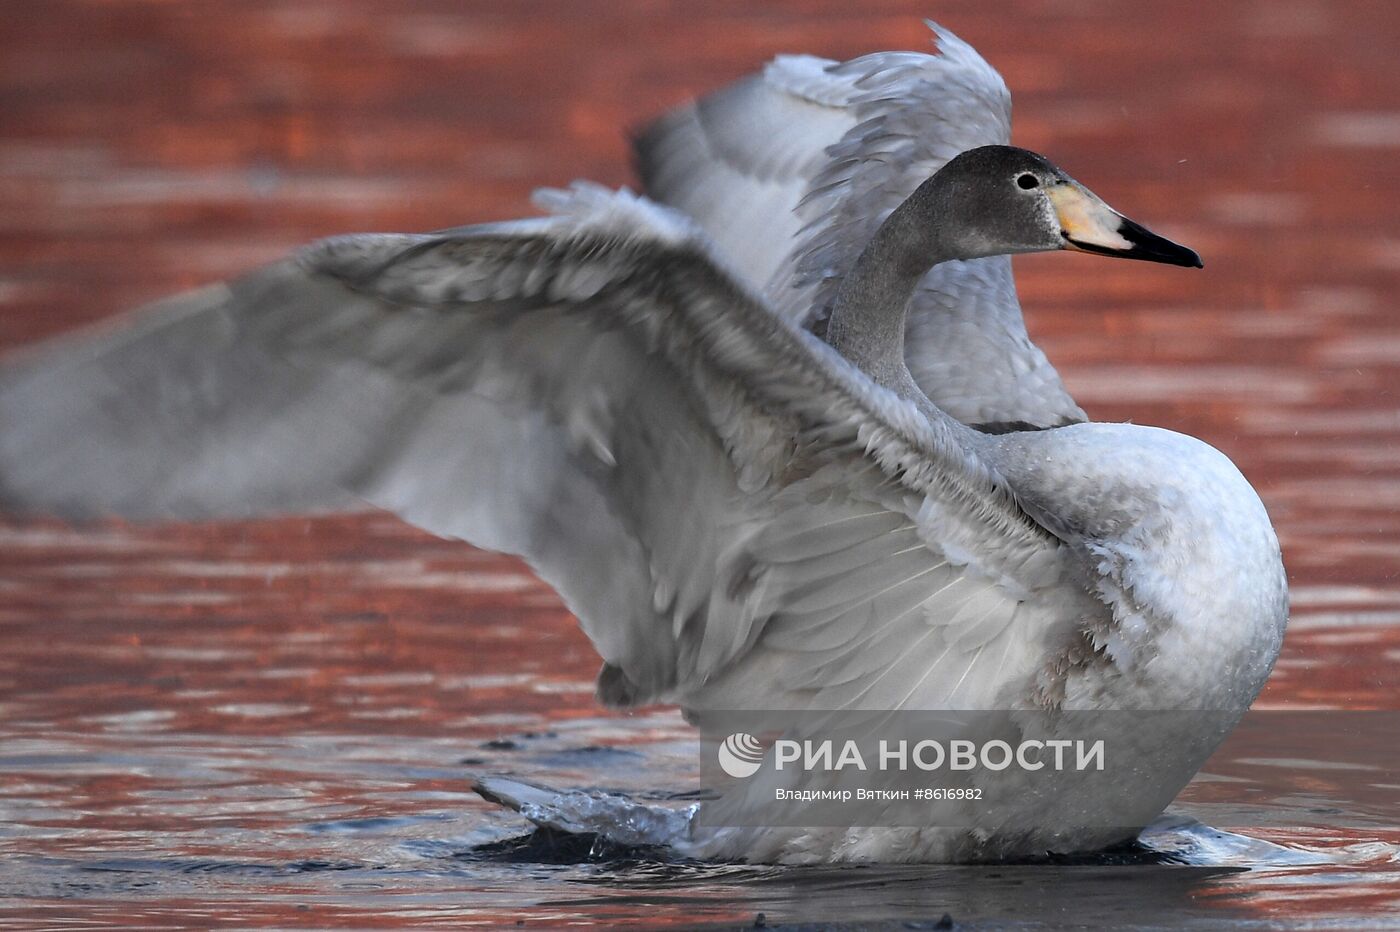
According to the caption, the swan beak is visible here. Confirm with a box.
[1048,183,1203,269]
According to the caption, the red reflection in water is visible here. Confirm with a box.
[2,0,1399,926]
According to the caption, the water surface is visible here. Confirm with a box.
[2,0,1400,927]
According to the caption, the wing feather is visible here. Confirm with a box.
[0,183,1097,713]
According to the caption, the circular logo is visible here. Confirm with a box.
[717,732,765,779]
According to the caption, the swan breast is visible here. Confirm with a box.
[984,422,1288,711]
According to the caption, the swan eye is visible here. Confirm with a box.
[1016,173,1040,190]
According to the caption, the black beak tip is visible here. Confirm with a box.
[1175,248,1204,270]
[1167,241,1204,269]
[1119,217,1203,269]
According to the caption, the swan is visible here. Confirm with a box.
[0,145,1286,863]
[637,22,1086,431]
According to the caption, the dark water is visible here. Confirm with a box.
[2,0,1400,927]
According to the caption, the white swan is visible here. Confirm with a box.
[637,22,1084,431]
[0,145,1286,862]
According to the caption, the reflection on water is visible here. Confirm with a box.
[1,681,1398,927]
[3,0,1400,926]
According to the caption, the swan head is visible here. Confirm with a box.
[929,145,1203,269]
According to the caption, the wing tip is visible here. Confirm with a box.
[630,102,703,202]
[922,19,963,54]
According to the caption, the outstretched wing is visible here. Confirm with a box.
[635,22,1085,430]
[635,52,858,298]
[0,184,1096,712]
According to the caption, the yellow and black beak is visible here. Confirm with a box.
[1048,183,1203,269]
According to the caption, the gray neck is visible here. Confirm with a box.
[825,181,951,400]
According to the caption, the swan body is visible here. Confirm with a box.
[0,111,1285,862]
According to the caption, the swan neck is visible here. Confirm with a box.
[825,186,951,397]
